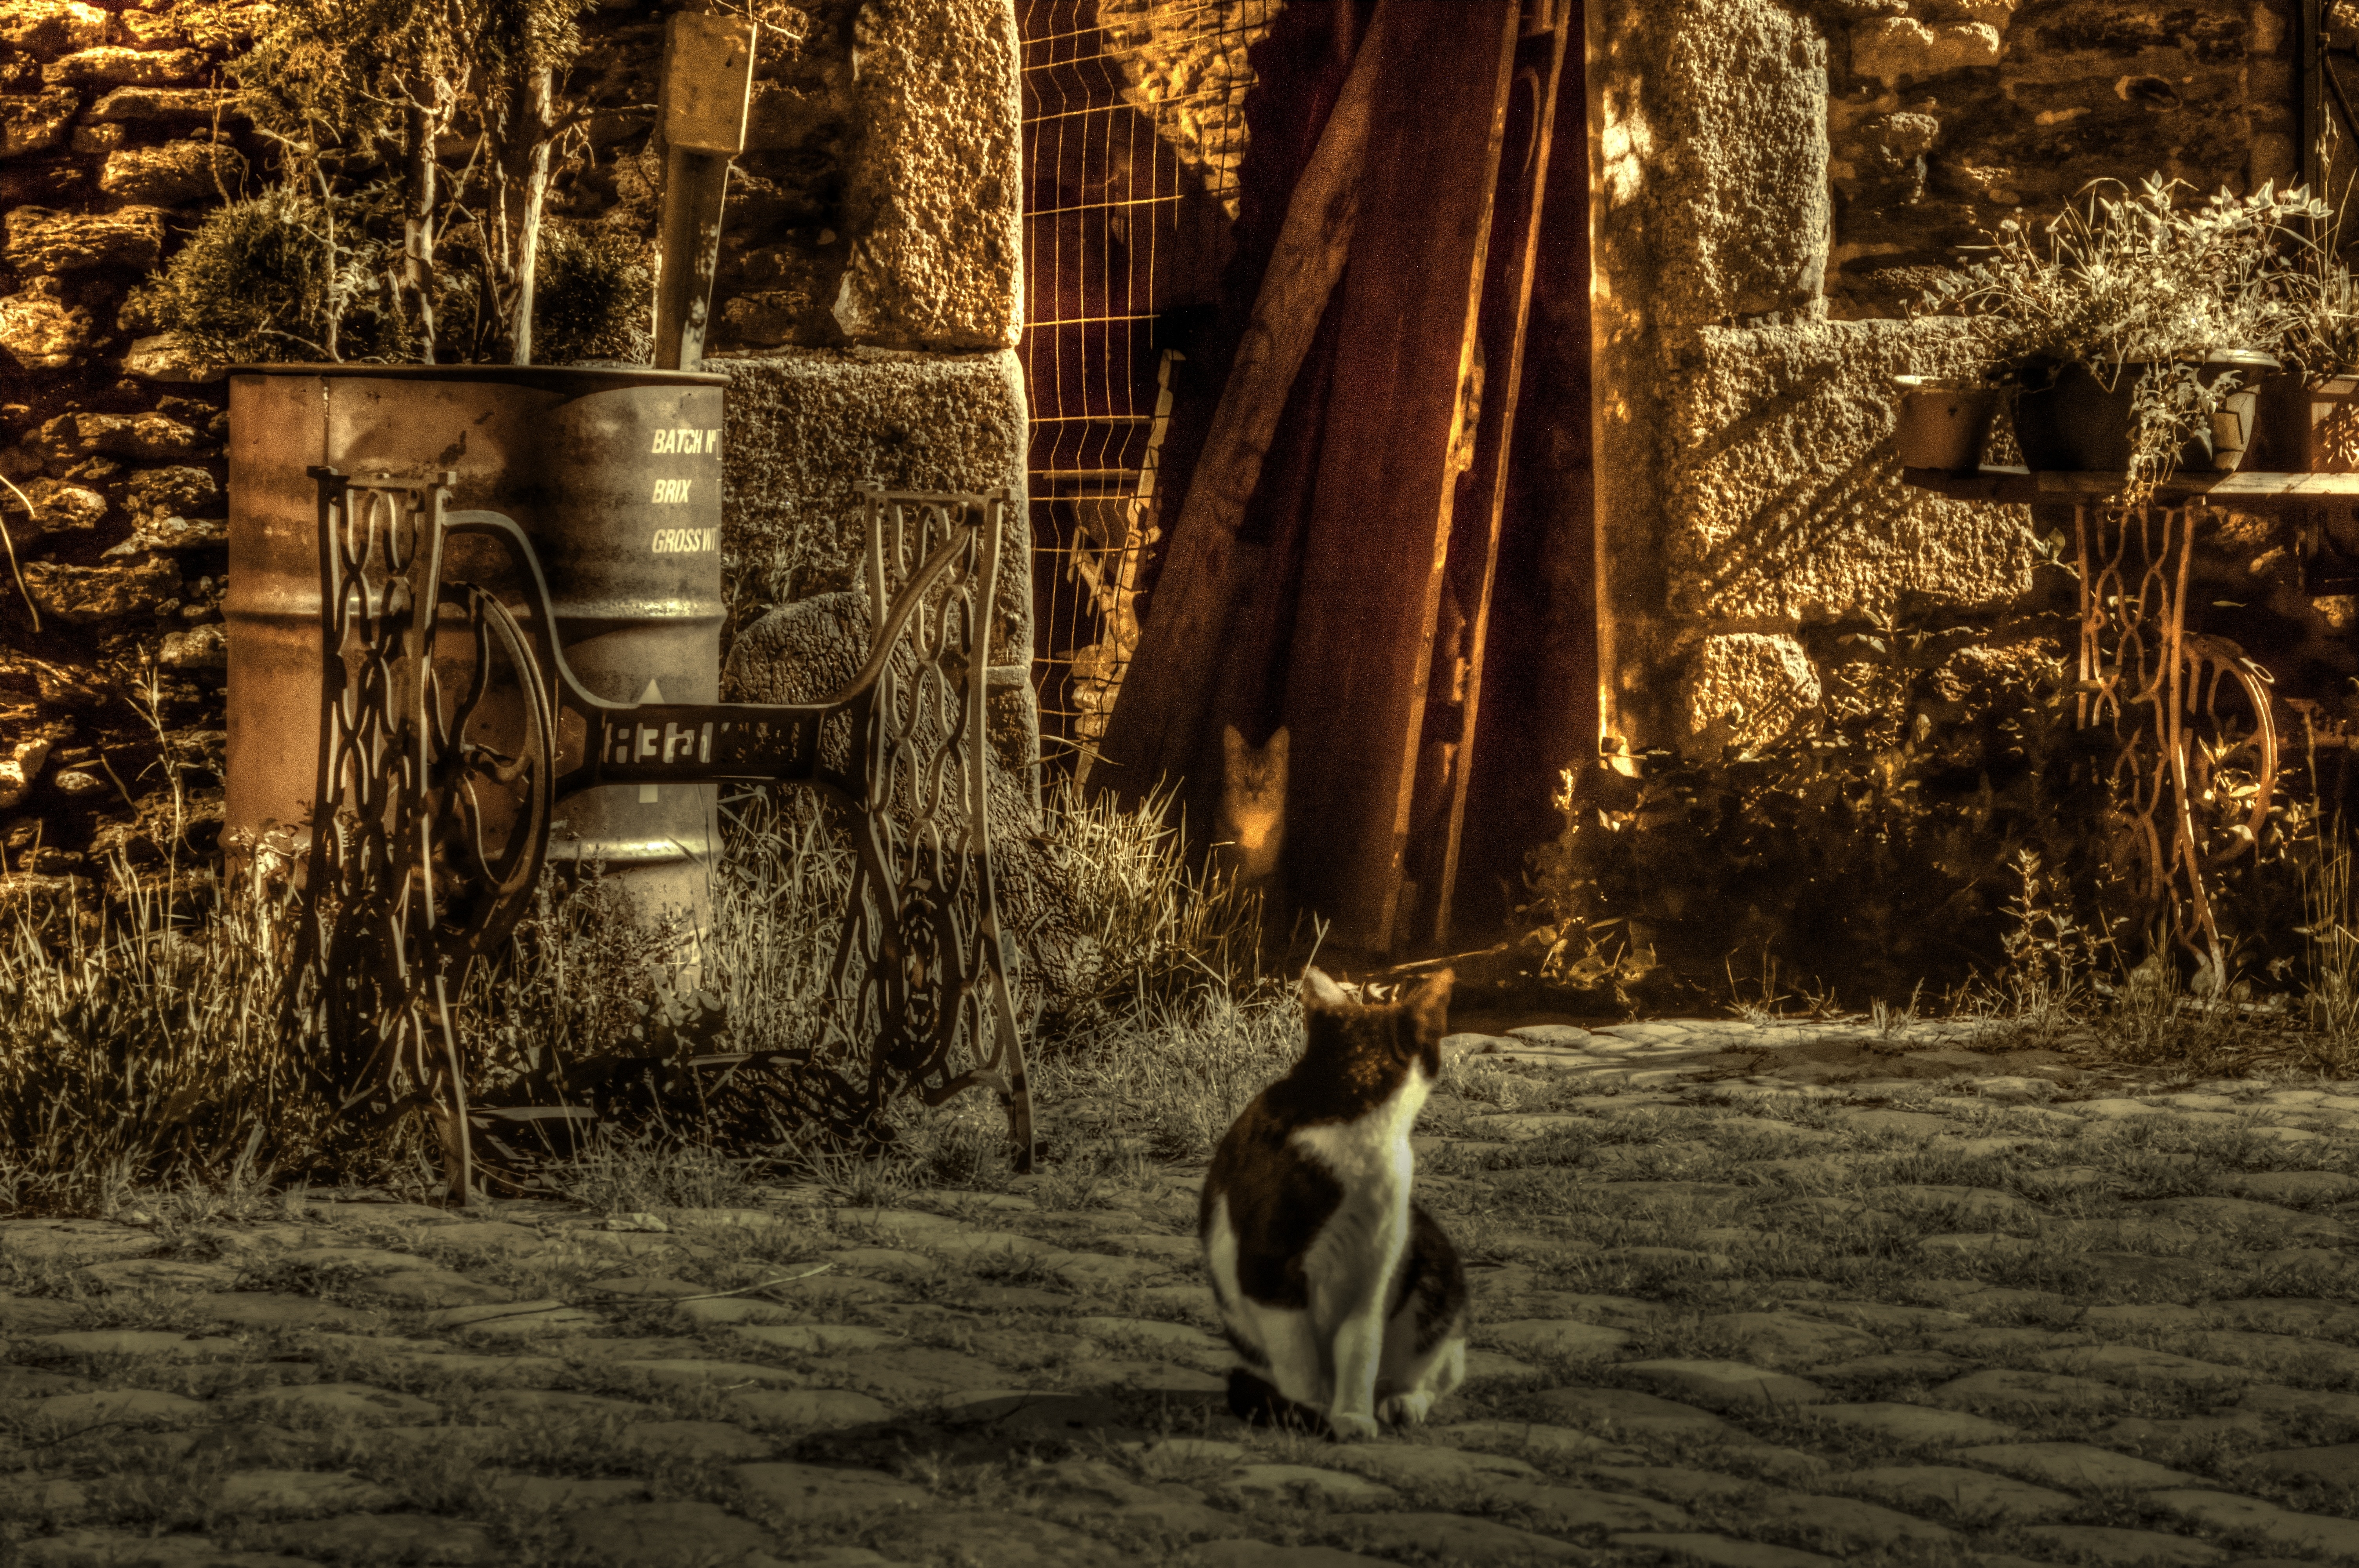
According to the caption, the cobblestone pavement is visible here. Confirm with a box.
[5,1016,2359,1568]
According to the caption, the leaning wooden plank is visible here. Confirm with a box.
[1429,2,1576,948]
[1091,0,1397,809]
[1280,0,1524,955]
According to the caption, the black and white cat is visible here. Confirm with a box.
[1198,968,1468,1439]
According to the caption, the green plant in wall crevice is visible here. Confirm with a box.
[132,0,653,367]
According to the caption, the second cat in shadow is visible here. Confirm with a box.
[1212,724,1289,940]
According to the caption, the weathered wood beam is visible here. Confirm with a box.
[1279,0,1524,956]
[1428,1,1576,947]
[1091,0,1396,809]
[654,14,756,373]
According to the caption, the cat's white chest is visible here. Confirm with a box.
[1290,1076,1426,1280]
[1289,1077,1424,1194]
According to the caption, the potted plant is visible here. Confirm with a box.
[2253,156,2359,474]
[1913,175,2329,496]
[1891,375,2002,474]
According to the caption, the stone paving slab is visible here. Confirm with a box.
[4,1016,2359,1565]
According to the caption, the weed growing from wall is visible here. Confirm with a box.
[1528,609,2108,1008]
[125,188,398,365]
[130,0,653,367]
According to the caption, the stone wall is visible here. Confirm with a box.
[0,0,1032,885]
[1825,0,2298,320]
[1582,0,2303,757]
[1097,0,1279,223]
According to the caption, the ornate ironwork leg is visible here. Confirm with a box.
[298,470,1037,1193]
[2073,498,2280,977]
[301,469,557,1202]
[824,489,1033,1169]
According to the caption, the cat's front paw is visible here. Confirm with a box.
[1379,1391,1435,1429]
[1326,1409,1382,1442]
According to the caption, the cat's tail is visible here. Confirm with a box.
[1226,1367,1335,1440]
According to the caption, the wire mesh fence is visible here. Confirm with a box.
[1017,0,1279,783]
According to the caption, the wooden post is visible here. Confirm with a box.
[1421,1,1575,947]
[1091,0,1396,809]
[654,14,757,372]
[1277,0,1523,956]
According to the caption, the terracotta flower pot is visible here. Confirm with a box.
[2013,351,2276,475]
[2250,372,2359,472]
[1892,377,2000,473]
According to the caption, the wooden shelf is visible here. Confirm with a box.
[1902,465,2359,506]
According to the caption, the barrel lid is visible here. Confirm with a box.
[224,362,729,387]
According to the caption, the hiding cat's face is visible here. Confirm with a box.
[1220,724,1288,852]
[1301,967,1455,1087]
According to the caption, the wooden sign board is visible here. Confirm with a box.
[663,13,757,156]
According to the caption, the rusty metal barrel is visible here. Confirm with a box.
[224,365,728,936]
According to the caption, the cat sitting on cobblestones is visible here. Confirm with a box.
[1199,967,1468,1439]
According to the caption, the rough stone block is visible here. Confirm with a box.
[99,140,246,206]
[114,8,183,48]
[5,204,163,274]
[86,86,243,122]
[0,281,94,369]
[23,554,180,625]
[41,46,206,88]
[1855,111,1940,160]
[33,410,210,464]
[720,346,1026,625]
[1850,19,2003,84]
[833,0,1021,348]
[1590,0,1844,751]
[159,624,226,670]
[123,464,216,521]
[1601,0,1829,325]
[0,87,79,158]
[1681,633,1822,745]
[12,476,104,536]
[0,0,106,55]
[1663,316,2034,625]
[121,331,223,383]
[0,738,50,810]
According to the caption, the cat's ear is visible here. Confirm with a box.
[1402,968,1455,1041]
[1301,967,1352,1012]
[1223,725,1245,759]
[1267,726,1289,764]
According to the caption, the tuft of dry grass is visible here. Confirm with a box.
[1030,987,1299,1165]
[555,1130,765,1216]
[2294,814,2359,1076]
[0,756,1295,1215]
[0,854,350,1217]
[1032,776,1272,1008]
